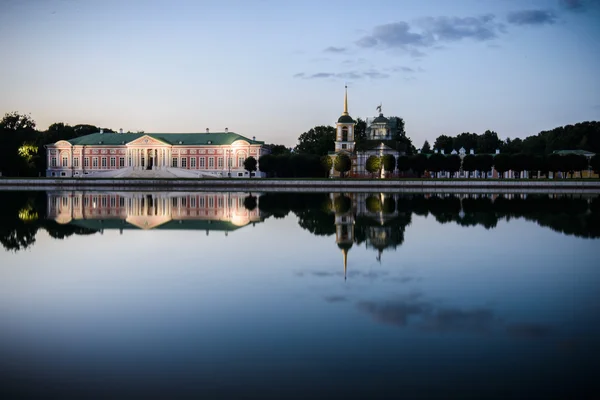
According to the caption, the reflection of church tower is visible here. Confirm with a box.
[334,196,355,280]
[335,86,356,154]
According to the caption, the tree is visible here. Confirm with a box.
[354,118,368,151]
[334,153,352,178]
[433,135,454,153]
[427,153,446,176]
[0,111,36,131]
[547,154,563,178]
[421,140,432,154]
[444,155,462,178]
[243,156,257,178]
[295,125,335,155]
[493,153,511,178]
[563,154,588,178]
[462,154,477,176]
[365,155,381,177]
[320,155,333,178]
[475,154,494,178]
[259,154,275,177]
[502,137,523,154]
[409,154,428,177]
[268,144,291,156]
[381,154,395,174]
[0,112,38,177]
[396,156,411,174]
[509,153,532,179]
[591,154,600,174]
[476,130,502,154]
[453,132,478,153]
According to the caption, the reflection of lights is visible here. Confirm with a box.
[93,202,96,208]
[18,206,38,222]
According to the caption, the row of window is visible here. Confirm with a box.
[51,156,246,169]
[53,195,247,210]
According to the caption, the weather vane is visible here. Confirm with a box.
[376,103,382,114]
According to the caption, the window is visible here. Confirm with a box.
[190,157,196,168]
[238,172,244,177]
[84,157,89,167]
[101,197,107,207]
[181,158,187,168]
[238,156,244,167]
[119,197,125,207]
[199,197,205,207]
[73,158,79,167]
[342,126,348,141]
[172,197,178,207]
[191,197,196,207]
[217,197,224,208]
[128,156,132,167]
[62,157,68,167]
[101,157,107,168]
[61,172,66,176]
[84,197,89,207]
[199,157,205,168]
[110,157,116,167]
[181,197,187,207]
[208,157,214,168]
[51,157,57,167]
[92,157,98,168]
[218,157,223,168]
[119,157,125,167]
[342,144,347,149]
[110,197,116,207]
[172,157,178,167]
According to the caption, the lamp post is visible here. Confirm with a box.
[228,148,232,178]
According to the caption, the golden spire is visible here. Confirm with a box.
[342,85,349,116]
[342,248,348,280]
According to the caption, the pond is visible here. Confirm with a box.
[0,190,598,399]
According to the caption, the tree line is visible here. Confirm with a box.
[425,122,600,155]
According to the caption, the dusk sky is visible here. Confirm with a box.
[1,0,599,147]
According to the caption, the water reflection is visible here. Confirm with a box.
[1,191,599,257]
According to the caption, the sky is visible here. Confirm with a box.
[1,0,599,148]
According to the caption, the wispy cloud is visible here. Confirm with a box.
[293,69,391,80]
[559,0,589,11]
[323,46,347,53]
[355,15,504,56]
[507,10,557,26]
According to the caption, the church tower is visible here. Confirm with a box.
[335,86,356,153]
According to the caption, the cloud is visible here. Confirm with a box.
[507,10,557,25]
[324,46,347,53]
[354,15,504,56]
[418,14,504,42]
[357,299,429,327]
[559,0,587,10]
[293,70,390,80]
[356,21,428,49]
[324,295,348,303]
[389,66,416,73]
[419,308,496,334]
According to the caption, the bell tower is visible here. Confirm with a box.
[335,85,356,153]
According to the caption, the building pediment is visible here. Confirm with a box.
[53,140,72,147]
[125,215,172,230]
[126,135,170,147]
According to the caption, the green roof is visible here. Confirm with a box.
[69,219,245,231]
[66,132,265,146]
[337,115,355,124]
[372,114,389,124]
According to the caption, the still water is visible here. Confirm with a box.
[0,190,599,399]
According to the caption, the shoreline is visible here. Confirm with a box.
[1,178,600,193]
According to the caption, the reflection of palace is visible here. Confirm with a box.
[47,192,266,234]
[332,193,410,279]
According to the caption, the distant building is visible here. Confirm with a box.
[45,131,270,178]
[329,87,404,177]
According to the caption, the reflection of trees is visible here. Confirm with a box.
[0,192,99,252]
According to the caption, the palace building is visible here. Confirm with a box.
[45,129,269,178]
[47,191,266,233]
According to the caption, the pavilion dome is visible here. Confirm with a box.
[338,115,355,124]
[372,113,389,124]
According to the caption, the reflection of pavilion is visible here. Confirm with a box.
[47,191,265,234]
[332,193,409,279]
